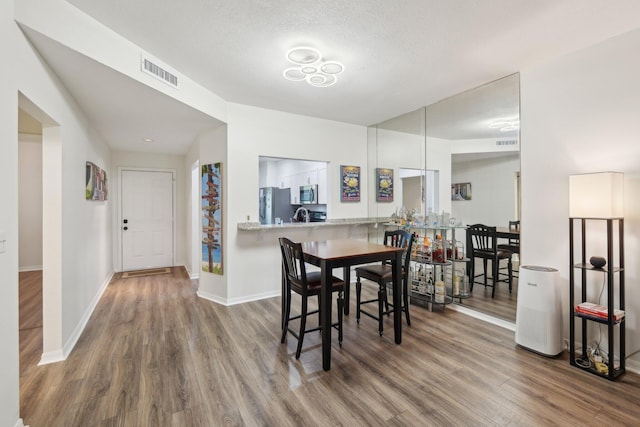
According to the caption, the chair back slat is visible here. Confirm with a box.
[383,230,414,278]
[468,224,498,254]
[279,237,307,289]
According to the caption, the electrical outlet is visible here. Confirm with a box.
[563,338,570,350]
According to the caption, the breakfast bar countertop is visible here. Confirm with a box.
[237,217,391,231]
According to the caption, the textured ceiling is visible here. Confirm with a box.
[21,1,640,153]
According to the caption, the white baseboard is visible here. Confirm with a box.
[18,265,42,272]
[626,358,640,375]
[182,263,199,280]
[448,303,516,331]
[38,349,65,366]
[14,418,27,427]
[38,271,114,365]
[196,289,280,306]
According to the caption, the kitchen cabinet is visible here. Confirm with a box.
[289,169,320,204]
[279,175,291,190]
[317,167,327,204]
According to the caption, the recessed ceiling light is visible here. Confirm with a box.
[143,138,154,142]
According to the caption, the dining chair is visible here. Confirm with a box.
[497,220,520,255]
[279,237,345,359]
[497,220,520,278]
[467,224,513,298]
[355,229,413,336]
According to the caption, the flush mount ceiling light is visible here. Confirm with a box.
[489,118,520,132]
[283,47,344,88]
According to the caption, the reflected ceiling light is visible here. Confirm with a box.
[284,46,344,88]
[489,119,520,132]
[143,138,154,142]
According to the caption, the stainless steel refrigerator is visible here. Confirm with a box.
[259,187,292,224]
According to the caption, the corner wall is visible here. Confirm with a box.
[2,4,114,425]
[520,27,640,371]
[223,103,368,303]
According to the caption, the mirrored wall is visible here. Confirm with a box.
[367,73,520,323]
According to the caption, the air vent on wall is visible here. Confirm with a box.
[140,54,180,89]
[496,140,518,146]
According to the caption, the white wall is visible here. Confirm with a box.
[451,154,520,226]
[2,8,113,426]
[18,134,43,271]
[110,150,187,271]
[0,0,20,422]
[223,103,367,303]
[521,27,640,371]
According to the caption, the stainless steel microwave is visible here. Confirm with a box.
[300,184,318,204]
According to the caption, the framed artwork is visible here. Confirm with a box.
[451,182,472,201]
[202,162,223,274]
[85,161,108,201]
[340,165,360,202]
[376,168,394,202]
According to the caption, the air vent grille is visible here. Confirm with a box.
[140,55,179,89]
[496,140,518,146]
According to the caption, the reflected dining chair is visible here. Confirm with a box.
[497,220,520,255]
[279,237,345,359]
[467,224,513,298]
[497,220,520,278]
[355,229,413,336]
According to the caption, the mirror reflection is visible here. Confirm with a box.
[368,73,520,323]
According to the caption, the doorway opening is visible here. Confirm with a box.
[191,160,200,279]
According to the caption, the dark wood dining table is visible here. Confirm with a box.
[494,226,520,240]
[299,239,405,371]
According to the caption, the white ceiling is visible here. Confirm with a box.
[21,0,640,154]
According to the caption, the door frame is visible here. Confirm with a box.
[116,167,176,272]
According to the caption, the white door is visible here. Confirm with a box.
[121,170,174,270]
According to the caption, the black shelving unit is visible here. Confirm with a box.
[569,217,625,380]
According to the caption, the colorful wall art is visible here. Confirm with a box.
[85,161,108,201]
[376,168,394,202]
[202,163,223,274]
[341,165,360,202]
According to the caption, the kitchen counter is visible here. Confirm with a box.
[237,217,391,231]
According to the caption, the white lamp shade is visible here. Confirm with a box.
[569,172,624,218]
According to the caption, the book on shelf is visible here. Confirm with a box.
[575,302,625,321]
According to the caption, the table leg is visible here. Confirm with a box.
[321,260,332,371]
[343,266,350,315]
[392,252,402,344]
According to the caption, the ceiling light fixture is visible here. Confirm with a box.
[283,47,344,88]
[143,138,154,142]
[489,119,520,132]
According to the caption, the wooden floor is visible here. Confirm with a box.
[455,259,519,323]
[20,267,640,426]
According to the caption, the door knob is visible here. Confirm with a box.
[123,226,128,231]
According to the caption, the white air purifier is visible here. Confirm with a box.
[515,265,563,356]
